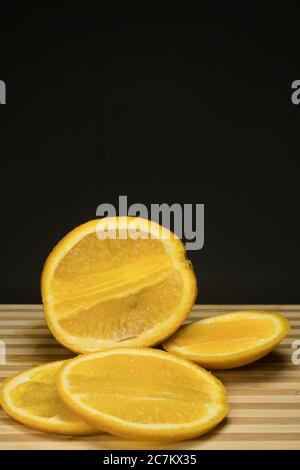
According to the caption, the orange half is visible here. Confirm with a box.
[41,217,197,353]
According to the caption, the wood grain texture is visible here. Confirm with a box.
[0,305,299,450]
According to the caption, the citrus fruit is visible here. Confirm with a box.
[0,361,98,435]
[57,348,228,441]
[163,310,290,369]
[41,217,197,353]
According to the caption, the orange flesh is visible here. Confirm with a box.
[169,317,278,354]
[49,231,187,344]
[65,354,221,425]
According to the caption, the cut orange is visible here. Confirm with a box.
[163,311,290,369]
[57,348,228,441]
[41,217,197,353]
[0,361,98,435]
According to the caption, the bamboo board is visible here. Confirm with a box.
[0,305,299,450]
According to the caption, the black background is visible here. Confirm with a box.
[1,5,300,305]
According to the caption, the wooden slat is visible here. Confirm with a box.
[0,304,299,450]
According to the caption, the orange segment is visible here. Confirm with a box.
[57,348,228,441]
[41,217,197,353]
[163,311,290,369]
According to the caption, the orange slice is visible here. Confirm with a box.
[0,361,97,435]
[41,217,197,353]
[57,348,228,441]
[163,311,290,369]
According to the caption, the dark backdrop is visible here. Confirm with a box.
[1,5,300,304]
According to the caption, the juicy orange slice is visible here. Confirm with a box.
[57,348,228,441]
[163,311,290,369]
[0,361,97,435]
[41,217,197,353]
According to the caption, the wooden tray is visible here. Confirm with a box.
[0,305,299,450]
